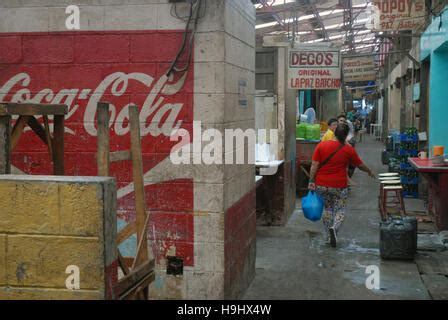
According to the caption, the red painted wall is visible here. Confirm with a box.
[225,188,256,296]
[0,31,194,266]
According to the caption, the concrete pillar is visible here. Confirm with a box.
[0,0,256,299]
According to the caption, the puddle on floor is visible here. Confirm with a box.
[338,240,379,255]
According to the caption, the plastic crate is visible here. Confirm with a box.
[398,149,418,156]
[400,177,418,184]
[400,163,413,170]
[400,134,418,142]
[403,191,418,198]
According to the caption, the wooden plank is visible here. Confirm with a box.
[129,104,148,265]
[10,115,31,150]
[116,259,155,296]
[110,150,131,162]
[0,115,11,174]
[0,103,67,116]
[43,116,53,160]
[122,273,154,300]
[27,116,49,145]
[117,222,136,244]
[118,251,129,276]
[97,102,110,176]
[53,115,65,175]
[131,212,151,270]
[300,165,310,178]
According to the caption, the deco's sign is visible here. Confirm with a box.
[288,48,341,90]
[371,0,426,31]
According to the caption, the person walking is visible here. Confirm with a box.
[308,123,375,247]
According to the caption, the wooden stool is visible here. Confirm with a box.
[380,185,406,220]
[378,180,401,219]
[379,173,399,177]
[379,176,400,181]
[0,102,67,175]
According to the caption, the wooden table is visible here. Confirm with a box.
[408,157,448,230]
[0,102,67,175]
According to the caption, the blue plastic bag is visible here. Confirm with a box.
[301,191,324,222]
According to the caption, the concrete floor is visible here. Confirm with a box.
[243,136,435,300]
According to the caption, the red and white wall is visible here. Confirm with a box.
[0,0,255,299]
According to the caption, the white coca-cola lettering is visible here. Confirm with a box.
[0,71,187,138]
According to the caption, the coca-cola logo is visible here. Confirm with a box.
[0,31,195,267]
[0,71,187,138]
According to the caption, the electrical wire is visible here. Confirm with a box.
[167,0,204,77]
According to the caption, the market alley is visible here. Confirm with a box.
[244,135,448,300]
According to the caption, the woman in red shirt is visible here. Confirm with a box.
[308,123,375,247]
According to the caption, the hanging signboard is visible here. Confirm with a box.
[288,47,341,90]
[342,56,376,83]
[370,0,426,31]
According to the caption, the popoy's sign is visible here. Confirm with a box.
[288,48,341,89]
[343,56,376,83]
[371,0,426,31]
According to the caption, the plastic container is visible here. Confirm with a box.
[398,149,418,156]
[433,146,445,156]
[400,163,413,170]
[296,123,308,139]
[380,216,417,260]
[403,191,419,198]
[400,134,418,142]
[400,177,418,184]
[306,124,321,140]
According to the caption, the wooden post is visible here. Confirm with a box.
[0,115,11,174]
[128,104,148,265]
[97,102,110,176]
[43,116,53,161]
[53,115,65,175]
[10,115,31,150]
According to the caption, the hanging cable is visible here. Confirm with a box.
[167,0,204,77]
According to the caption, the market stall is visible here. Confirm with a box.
[408,157,448,230]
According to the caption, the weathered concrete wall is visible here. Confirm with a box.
[255,46,295,227]
[387,64,402,131]
[221,0,256,299]
[0,175,117,300]
[0,0,255,299]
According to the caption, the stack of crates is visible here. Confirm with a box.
[399,128,419,198]
[387,130,401,173]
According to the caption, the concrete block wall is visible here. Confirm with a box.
[0,0,255,299]
[0,175,117,300]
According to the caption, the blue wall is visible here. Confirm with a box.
[429,51,448,152]
[421,7,448,153]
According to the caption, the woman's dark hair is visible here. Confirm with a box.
[337,114,346,121]
[334,123,349,144]
[327,118,337,126]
